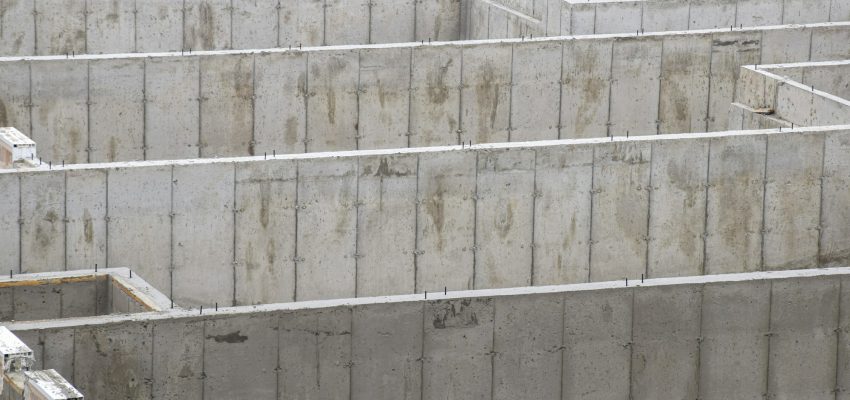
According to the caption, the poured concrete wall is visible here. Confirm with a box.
[466,0,850,39]
[733,65,850,128]
[1,127,849,306]
[7,268,850,399]
[3,23,850,164]
[0,0,461,56]
[0,278,109,321]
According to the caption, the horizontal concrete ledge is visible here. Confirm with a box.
[8,266,850,399]
[5,125,848,174]
[7,266,850,331]
[2,21,847,63]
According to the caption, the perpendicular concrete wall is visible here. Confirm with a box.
[1,127,849,307]
[0,279,108,321]
[3,22,849,164]
[7,268,850,399]
[0,0,461,56]
[465,0,850,39]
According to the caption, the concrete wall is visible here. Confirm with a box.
[465,0,850,39]
[0,278,109,321]
[3,22,849,164]
[0,0,461,56]
[7,268,850,399]
[1,127,849,307]
[733,65,850,128]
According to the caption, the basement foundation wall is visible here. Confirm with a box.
[2,23,850,164]
[0,0,462,56]
[6,268,850,400]
[465,0,850,39]
[0,127,848,307]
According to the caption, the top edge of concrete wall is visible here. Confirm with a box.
[6,265,850,331]
[746,67,850,106]
[1,21,847,63]
[3,125,848,173]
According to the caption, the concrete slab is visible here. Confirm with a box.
[595,1,642,34]
[40,328,75,381]
[351,302,422,400]
[567,2,596,35]
[659,35,712,134]
[705,135,766,274]
[409,44,461,147]
[356,154,417,297]
[560,38,613,138]
[532,145,593,285]
[460,43,512,144]
[85,0,135,54]
[474,149,535,289]
[88,58,144,162]
[689,0,736,29]
[371,0,415,44]
[509,41,561,142]
[325,0,369,45]
[30,60,88,164]
[234,159,297,305]
[203,314,278,399]
[820,131,850,266]
[631,285,701,399]
[488,7,509,39]
[736,0,784,27]
[106,165,172,295]
[647,138,709,278]
[545,0,562,35]
[306,50,359,152]
[278,0,324,47]
[698,281,770,400]
[59,280,99,318]
[642,1,689,32]
[279,308,352,399]
[415,151,476,292]
[295,158,357,301]
[13,285,60,321]
[151,319,204,400]
[610,37,662,136]
[20,171,64,273]
[840,276,850,400]
[183,0,231,51]
[357,47,411,150]
[0,0,35,55]
[762,133,823,270]
[707,32,762,131]
[34,0,85,55]
[416,0,462,41]
[810,25,850,61]
[231,0,278,50]
[466,0,491,40]
[65,169,106,269]
[492,294,562,400]
[135,0,184,53]
[172,162,235,306]
[833,0,850,22]
[761,26,812,64]
[0,60,31,133]
[590,141,651,281]
[784,0,831,24]
[768,277,840,399]
[423,298,494,400]
[199,54,254,157]
[562,289,632,399]
[73,322,153,399]
[253,51,307,155]
[144,57,201,160]
[0,174,19,272]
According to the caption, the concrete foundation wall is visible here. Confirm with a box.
[0,0,461,56]
[3,23,849,164]
[465,0,850,39]
[0,278,109,321]
[7,268,850,399]
[1,127,849,307]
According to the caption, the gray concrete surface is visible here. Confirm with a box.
[1,127,848,306]
[5,267,849,399]
[465,0,850,39]
[2,22,849,163]
[0,0,462,56]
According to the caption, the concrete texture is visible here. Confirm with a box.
[0,0,463,57]
[5,267,850,399]
[1,127,849,306]
[466,0,850,39]
[3,22,850,163]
